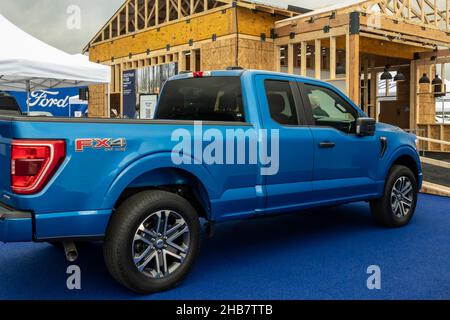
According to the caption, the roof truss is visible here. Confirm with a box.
[86,0,296,51]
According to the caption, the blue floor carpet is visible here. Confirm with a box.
[0,194,449,300]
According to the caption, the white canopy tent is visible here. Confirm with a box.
[0,14,110,114]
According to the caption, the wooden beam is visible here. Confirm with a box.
[301,41,307,76]
[126,2,129,33]
[274,46,281,72]
[330,36,336,80]
[315,39,321,79]
[370,59,377,119]
[190,49,197,71]
[178,0,182,18]
[363,56,369,114]
[145,0,149,27]
[410,60,416,129]
[347,33,360,105]
[191,0,194,15]
[288,43,294,74]
[156,0,159,26]
[167,0,170,22]
[135,0,138,29]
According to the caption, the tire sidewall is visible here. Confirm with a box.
[108,192,200,293]
[382,166,418,227]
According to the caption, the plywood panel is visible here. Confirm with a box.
[90,9,234,62]
[237,7,280,37]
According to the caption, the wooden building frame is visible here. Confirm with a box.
[83,0,295,51]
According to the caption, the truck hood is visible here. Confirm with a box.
[376,122,404,134]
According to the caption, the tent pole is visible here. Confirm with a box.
[26,80,31,114]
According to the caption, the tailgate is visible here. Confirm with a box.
[0,118,12,198]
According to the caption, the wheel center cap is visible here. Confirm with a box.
[155,239,165,249]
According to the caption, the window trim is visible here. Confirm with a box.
[297,81,360,134]
[263,78,308,127]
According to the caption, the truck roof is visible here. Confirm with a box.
[168,69,324,84]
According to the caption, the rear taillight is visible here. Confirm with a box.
[11,140,66,195]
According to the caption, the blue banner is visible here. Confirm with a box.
[7,87,88,117]
[123,70,137,118]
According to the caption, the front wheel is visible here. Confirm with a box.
[103,190,201,293]
[370,165,418,228]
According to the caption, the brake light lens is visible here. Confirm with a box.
[11,140,66,195]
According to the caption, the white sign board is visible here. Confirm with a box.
[139,94,158,119]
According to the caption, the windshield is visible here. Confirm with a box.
[155,77,245,122]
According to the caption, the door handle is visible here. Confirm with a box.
[319,141,336,148]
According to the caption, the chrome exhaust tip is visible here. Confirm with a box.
[63,241,78,262]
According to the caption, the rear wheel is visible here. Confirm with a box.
[370,165,418,227]
[104,190,200,293]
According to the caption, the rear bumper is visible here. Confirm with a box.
[0,203,33,243]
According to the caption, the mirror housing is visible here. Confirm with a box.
[356,117,376,136]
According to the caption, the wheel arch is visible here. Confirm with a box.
[101,152,219,220]
[384,146,422,186]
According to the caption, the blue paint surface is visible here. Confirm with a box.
[0,194,448,300]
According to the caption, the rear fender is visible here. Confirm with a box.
[101,152,219,211]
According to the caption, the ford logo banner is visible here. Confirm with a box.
[7,87,88,117]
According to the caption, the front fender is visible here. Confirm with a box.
[101,151,220,209]
[381,145,422,186]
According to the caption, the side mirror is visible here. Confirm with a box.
[356,117,376,136]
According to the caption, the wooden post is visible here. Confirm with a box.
[363,56,369,114]
[190,49,197,72]
[370,59,377,119]
[135,0,138,29]
[167,0,170,22]
[408,0,412,20]
[288,44,294,74]
[145,0,149,27]
[274,46,281,72]
[410,60,416,129]
[435,0,438,27]
[191,0,194,15]
[441,63,446,94]
[347,33,360,106]
[204,0,208,11]
[421,0,425,23]
[301,42,307,76]
[330,36,336,80]
[126,3,129,33]
[156,0,159,26]
[178,0,182,19]
[447,0,449,31]
[315,39,321,79]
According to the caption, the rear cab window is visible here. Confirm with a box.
[155,77,245,122]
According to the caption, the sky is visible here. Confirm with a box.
[0,0,337,54]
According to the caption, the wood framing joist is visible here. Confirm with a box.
[359,13,450,47]
[85,0,297,52]
[275,0,450,47]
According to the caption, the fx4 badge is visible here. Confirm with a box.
[75,138,127,152]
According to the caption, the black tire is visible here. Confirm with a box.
[103,190,201,294]
[370,165,418,228]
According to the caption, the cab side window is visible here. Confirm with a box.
[303,84,359,134]
[264,80,299,125]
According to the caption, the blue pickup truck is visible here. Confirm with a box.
[0,69,422,293]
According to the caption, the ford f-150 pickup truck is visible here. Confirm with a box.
[0,69,422,293]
